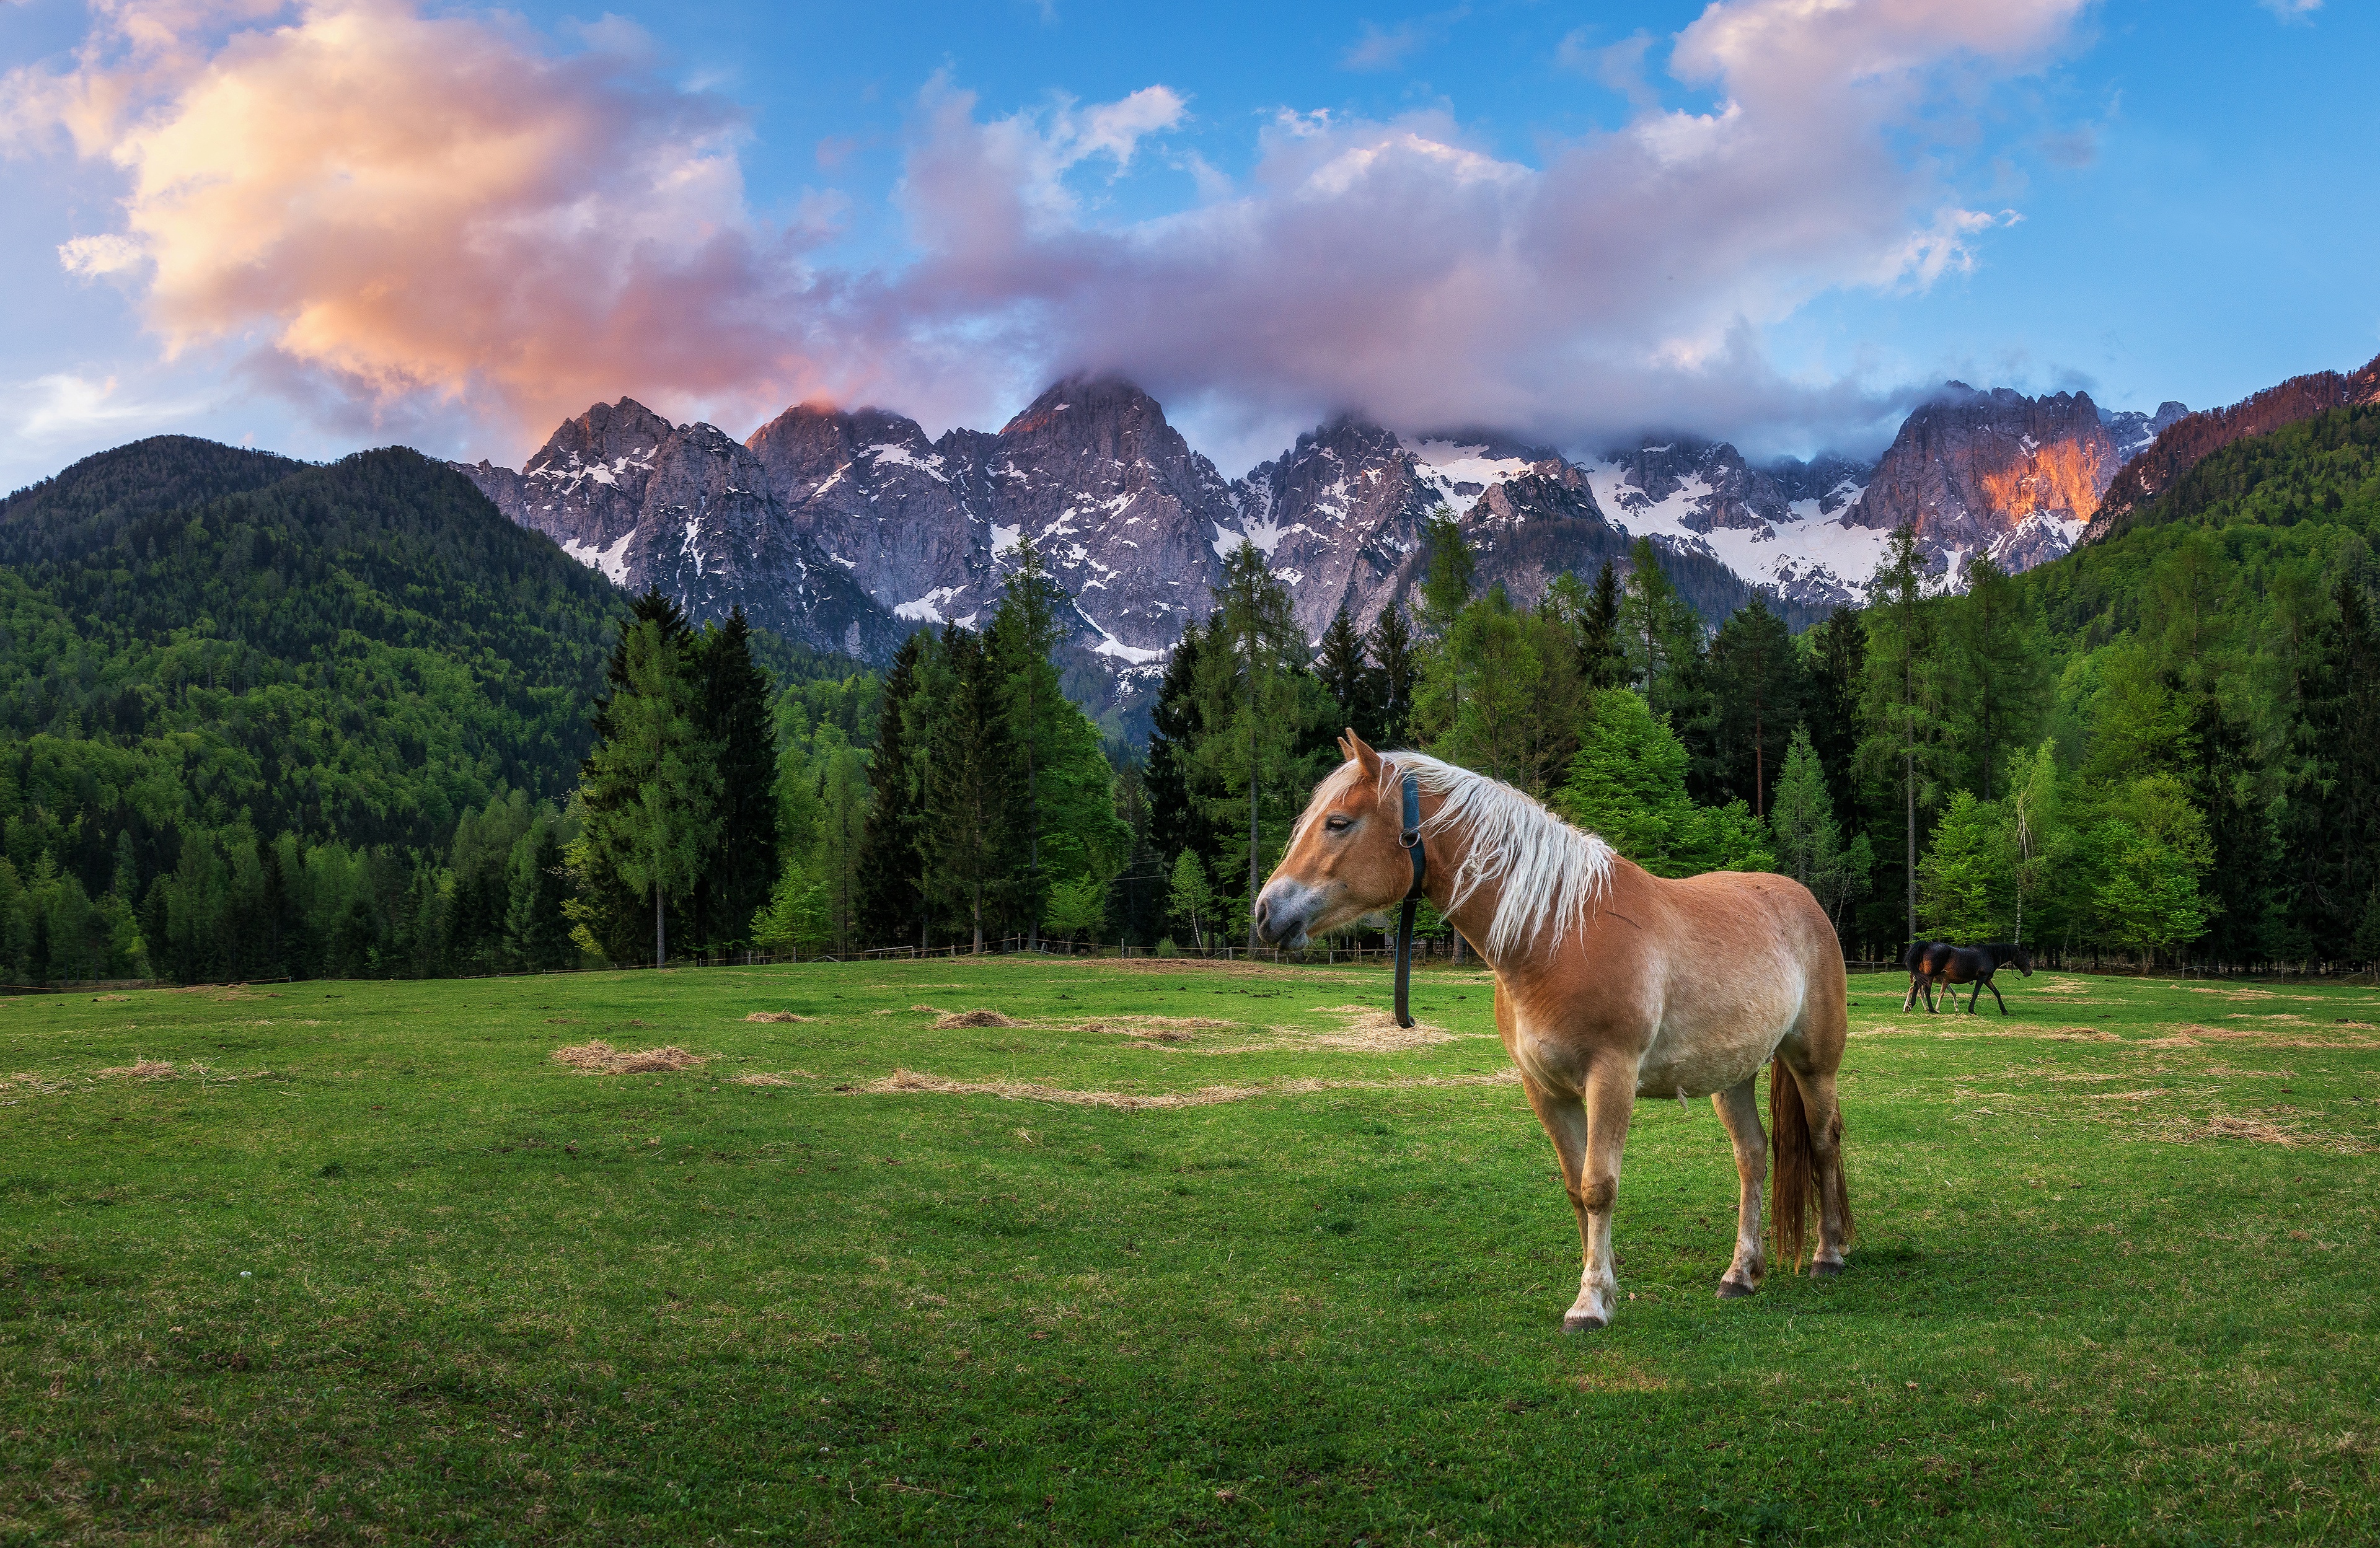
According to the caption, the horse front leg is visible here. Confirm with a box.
[1967,978,1983,1014]
[1711,1076,1766,1298]
[1522,1065,1634,1331]
[1986,974,2009,1016]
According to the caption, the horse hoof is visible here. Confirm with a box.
[1716,1277,1758,1300]
[1562,1310,1609,1333]
[1810,1259,1846,1280]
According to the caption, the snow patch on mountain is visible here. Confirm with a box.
[560,529,636,586]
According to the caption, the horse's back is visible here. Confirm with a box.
[1630,867,1847,1083]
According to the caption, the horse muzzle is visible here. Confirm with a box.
[1253,880,1320,949]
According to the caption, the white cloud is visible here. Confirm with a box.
[2258,0,2320,20]
[57,233,145,276]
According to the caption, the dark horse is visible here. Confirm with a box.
[1923,942,2034,1015]
[1900,941,1953,1012]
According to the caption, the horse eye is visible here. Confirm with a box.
[1324,815,1352,833]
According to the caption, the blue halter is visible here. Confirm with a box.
[1394,772,1427,1029]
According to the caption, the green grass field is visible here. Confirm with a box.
[3,957,2376,1545]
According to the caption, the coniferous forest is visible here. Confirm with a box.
[0,404,2375,983]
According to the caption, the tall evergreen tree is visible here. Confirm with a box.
[1618,538,1704,721]
[2280,580,2380,948]
[1770,723,1869,933]
[1365,604,1418,746]
[923,627,1026,952]
[692,607,778,952]
[1946,556,2049,802]
[855,633,928,949]
[1802,607,1867,834]
[578,609,721,967]
[1694,597,1804,816]
[1316,603,1375,740]
[990,538,1069,945]
[1199,540,1312,948]
[1856,526,1950,944]
[1414,511,1476,645]
[505,814,576,970]
[1582,559,1629,688]
[1145,621,1215,871]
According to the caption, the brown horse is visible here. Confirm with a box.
[1254,733,1854,1330]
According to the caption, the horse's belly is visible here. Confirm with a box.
[1633,1019,1786,1099]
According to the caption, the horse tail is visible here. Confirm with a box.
[1768,1054,1815,1272]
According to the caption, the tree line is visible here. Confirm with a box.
[2,404,2373,981]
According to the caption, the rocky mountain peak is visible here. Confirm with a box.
[1850,383,2123,574]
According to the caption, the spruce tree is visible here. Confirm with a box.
[506,814,576,970]
[1316,602,1373,739]
[990,538,1067,945]
[1618,539,1704,721]
[1855,526,1950,945]
[1947,556,2048,801]
[1582,559,1628,688]
[1365,604,1417,746]
[923,627,1026,952]
[692,607,779,954]
[578,607,721,967]
[1695,597,1804,816]
[1145,621,1213,869]
[1200,541,1311,948]
[855,633,928,949]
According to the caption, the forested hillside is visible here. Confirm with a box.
[0,439,865,983]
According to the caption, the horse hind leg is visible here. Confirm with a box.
[1711,1076,1766,1299]
[1902,974,1922,1013]
[1776,1057,1854,1277]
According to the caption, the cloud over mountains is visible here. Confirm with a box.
[11,0,2089,464]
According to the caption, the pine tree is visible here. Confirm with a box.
[1582,559,1628,688]
[1946,556,2048,802]
[579,607,721,967]
[1415,511,1475,646]
[1856,526,1950,945]
[1365,604,1417,746]
[1199,541,1313,948]
[2280,579,2380,946]
[923,627,1026,952]
[506,815,576,970]
[990,538,1068,945]
[1770,723,1867,933]
[692,607,779,954]
[855,633,928,949]
[1618,538,1703,721]
[1145,622,1213,872]
[1694,597,1804,816]
[1316,602,1373,740]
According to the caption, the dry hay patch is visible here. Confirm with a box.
[549,1040,706,1075]
[732,1070,816,1086]
[930,1008,1024,1029]
[743,1011,813,1024]
[857,1065,1518,1111]
[2143,1023,2377,1051]
[95,1058,177,1080]
[2159,1109,2374,1154]
[2030,978,2092,995]
[1069,1015,1236,1044]
[1310,1006,1455,1052]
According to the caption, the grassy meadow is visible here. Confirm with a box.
[2,956,2376,1545]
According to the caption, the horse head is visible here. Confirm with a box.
[1254,730,1414,949]
[2009,943,2034,976]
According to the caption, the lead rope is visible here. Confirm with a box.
[1393,772,1427,1029]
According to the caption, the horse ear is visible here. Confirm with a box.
[1344,729,1383,786]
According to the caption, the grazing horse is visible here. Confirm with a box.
[1254,732,1853,1330]
[1902,941,1954,1013]
[1923,941,2033,1015]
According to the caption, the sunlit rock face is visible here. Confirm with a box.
[1849,384,2131,581]
[2086,351,2379,543]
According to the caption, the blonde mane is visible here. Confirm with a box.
[1300,751,1615,958]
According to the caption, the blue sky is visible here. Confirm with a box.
[1,0,2372,489]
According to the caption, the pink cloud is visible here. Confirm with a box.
[14,0,2092,465]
